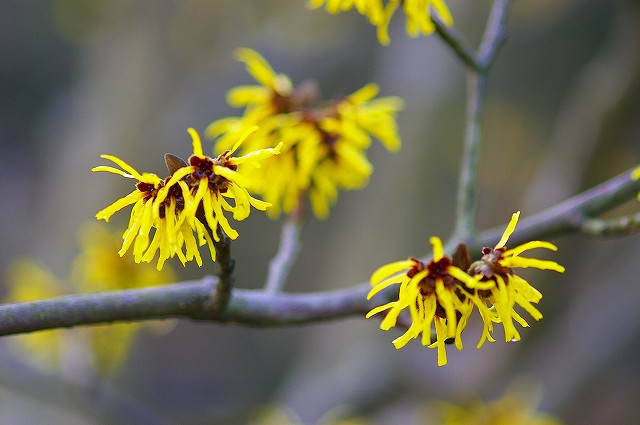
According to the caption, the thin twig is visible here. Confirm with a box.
[434,0,512,73]
[461,167,640,252]
[433,17,480,71]
[451,0,513,240]
[476,0,511,70]
[453,70,486,239]
[577,212,640,237]
[264,216,304,293]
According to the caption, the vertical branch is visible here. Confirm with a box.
[264,201,306,293]
[452,0,512,240]
[454,71,486,239]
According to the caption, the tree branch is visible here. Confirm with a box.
[463,167,640,251]
[0,277,373,336]
[452,0,512,239]
[212,230,235,314]
[434,0,511,73]
[1,168,638,337]
[264,213,305,293]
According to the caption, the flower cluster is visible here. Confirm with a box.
[94,127,281,270]
[207,48,403,219]
[367,212,565,366]
[307,0,453,45]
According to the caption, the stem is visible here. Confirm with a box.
[433,17,479,71]
[454,71,485,239]
[477,0,511,69]
[451,0,512,240]
[463,167,640,251]
[264,215,304,293]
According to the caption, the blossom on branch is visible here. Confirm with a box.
[467,211,566,343]
[207,48,403,219]
[366,237,483,366]
[307,0,453,45]
[94,127,280,269]
[367,212,564,366]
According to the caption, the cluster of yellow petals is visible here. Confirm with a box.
[94,127,281,270]
[366,237,481,366]
[207,48,403,219]
[307,0,453,45]
[467,212,566,343]
[367,212,565,366]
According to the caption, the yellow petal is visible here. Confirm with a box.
[429,236,444,261]
[188,127,204,157]
[370,259,415,285]
[496,211,520,249]
[95,192,145,222]
[234,48,278,88]
[97,154,144,180]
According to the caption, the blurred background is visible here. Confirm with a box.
[1,0,640,423]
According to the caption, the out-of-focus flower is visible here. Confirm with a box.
[250,404,369,425]
[632,166,640,199]
[467,212,565,343]
[71,222,176,291]
[433,380,563,425]
[4,223,176,374]
[207,48,402,219]
[307,0,453,45]
[366,237,482,366]
[94,127,280,269]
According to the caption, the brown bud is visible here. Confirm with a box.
[451,242,470,271]
[164,153,188,175]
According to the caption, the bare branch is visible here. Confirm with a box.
[264,214,305,293]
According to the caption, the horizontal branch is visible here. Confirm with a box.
[0,277,374,336]
[1,168,639,337]
[461,166,640,252]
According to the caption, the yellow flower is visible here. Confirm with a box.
[435,380,563,425]
[207,48,403,219]
[468,212,565,343]
[4,225,175,374]
[366,237,482,366]
[164,127,282,239]
[93,153,202,270]
[71,222,176,291]
[307,0,453,45]
[94,127,280,269]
